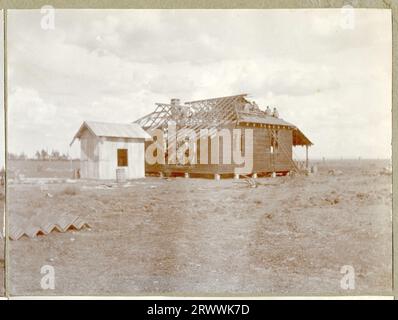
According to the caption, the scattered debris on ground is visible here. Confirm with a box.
[7,159,392,295]
[328,169,343,176]
[379,166,392,176]
[9,213,90,240]
[243,178,258,188]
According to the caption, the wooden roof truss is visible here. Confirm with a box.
[135,94,247,133]
[134,94,312,151]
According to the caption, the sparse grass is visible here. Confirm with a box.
[8,159,79,178]
[100,197,111,205]
[7,159,393,295]
[60,185,80,196]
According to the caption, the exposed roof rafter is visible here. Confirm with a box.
[134,93,313,146]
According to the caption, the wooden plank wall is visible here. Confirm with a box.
[79,130,146,180]
[274,129,293,172]
[80,129,99,179]
[98,137,146,179]
[145,125,294,175]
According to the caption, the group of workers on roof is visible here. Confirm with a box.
[265,106,279,118]
[243,101,279,118]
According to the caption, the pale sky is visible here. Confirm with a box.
[7,9,392,159]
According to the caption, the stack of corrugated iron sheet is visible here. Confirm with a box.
[8,213,90,240]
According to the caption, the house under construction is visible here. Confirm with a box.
[134,94,312,178]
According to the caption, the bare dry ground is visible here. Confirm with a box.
[7,159,392,296]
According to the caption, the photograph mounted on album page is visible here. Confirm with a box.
[2,7,393,297]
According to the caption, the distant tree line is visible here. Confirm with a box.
[8,149,73,161]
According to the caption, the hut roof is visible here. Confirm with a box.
[70,121,152,146]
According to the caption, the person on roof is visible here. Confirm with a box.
[244,103,252,112]
[265,106,272,116]
[272,107,279,118]
[252,101,260,111]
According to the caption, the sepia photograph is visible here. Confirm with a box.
[4,8,392,296]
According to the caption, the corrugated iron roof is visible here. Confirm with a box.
[71,121,152,146]
[238,114,295,127]
[239,114,312,145]
[9,213,90,240]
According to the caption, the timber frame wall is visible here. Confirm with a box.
[136,94,311,177]
[144,123,294,176]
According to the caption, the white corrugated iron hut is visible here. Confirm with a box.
[71,121,152,180]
